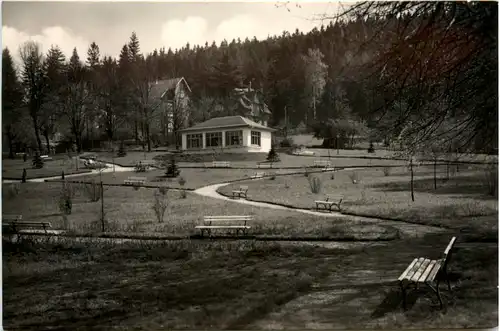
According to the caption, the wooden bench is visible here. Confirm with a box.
[257,163,273,169]
[251,172,266,179]
[398,236,457,310]
[232,185,249,199]
[40,155,53,161]
[209,161,231,168]
[313,160,331,168]
[315,195,343,212]
[195,216,252,237]
[124,176,147,186]
[3,215,53,241]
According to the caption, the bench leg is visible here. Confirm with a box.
[441,268,452,292]
[399,281,407,310]
[426,280,443,309]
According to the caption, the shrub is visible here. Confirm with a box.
[152,188,169,223]
[308,175,322,194]
[117,142,127,157]
[83,180,102,202]
[135,161,147,173]
[58,181,74,215]
[382,167,391,176]
[178,176,186,187]
[280,137,294,148]
[32,153,44,169]
[483,164,498,197]
[267,145,280,162]
[367,142,375,153]
[165,156,180,178]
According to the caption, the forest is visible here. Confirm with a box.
[2,2,497,157]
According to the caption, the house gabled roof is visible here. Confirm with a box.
[149,77,192,101]
[179,116,276,133]
[234,87,272,115]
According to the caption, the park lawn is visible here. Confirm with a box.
[2,157,91,179]
[3,233,498,329]
[2,182,397,239]
[63,168,299,190]
[83,150,407,169]
[218,165,498,235]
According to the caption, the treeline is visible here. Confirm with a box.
[3,1,497,158]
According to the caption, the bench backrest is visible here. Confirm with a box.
[204,216,253,222]
[213,161,229,165]
[326,194,343,201]
[127,177,146,181]
[442,236,457,267]
[3,215,22,222]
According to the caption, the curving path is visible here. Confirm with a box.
[2,158,134,183]
[193,181,448,238]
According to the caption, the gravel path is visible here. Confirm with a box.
[2,158,134,183]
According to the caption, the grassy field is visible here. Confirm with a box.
[64,168,299,190]
[218,165,498,236]
[2,181,398,239]
[82,150,408,169]
[2,156,91,179]
[3,234,497,330]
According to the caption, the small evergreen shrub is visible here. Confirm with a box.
[367,142,375,153]
[165,156,180,178]
[267,145,280,162]
[32,153,44,169]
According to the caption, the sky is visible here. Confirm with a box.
[2,1,346,66]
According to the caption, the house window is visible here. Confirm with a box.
[186,134,202,149]
[225,130,243,146]
[251,131,261,146]
[206,132,222,147]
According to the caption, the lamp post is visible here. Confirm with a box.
[98,167,105,232]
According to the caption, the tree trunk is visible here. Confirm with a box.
[32,116,43,153]
[410,159,415,202]
[7,132,15,159]
[43,131,51,155]
[146,122,151,152]
[433,158,437,190]
[74,129,82,154]
[134,118,139,145]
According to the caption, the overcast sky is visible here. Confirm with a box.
[2,1,345,65]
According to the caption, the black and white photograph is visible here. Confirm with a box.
[1,0,498,329]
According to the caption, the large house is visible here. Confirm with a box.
[233,87,271,126]
[179,116,276,153]
[149,77,191,143]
